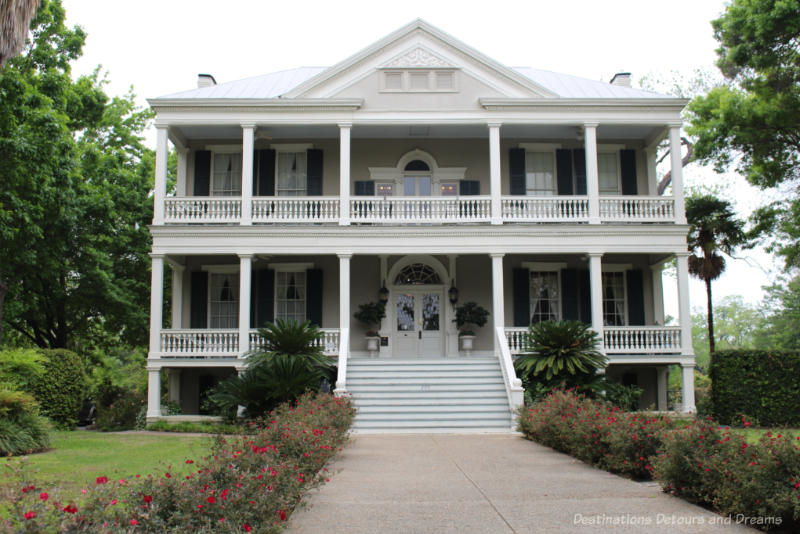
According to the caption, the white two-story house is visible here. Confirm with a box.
[145,19,696,432]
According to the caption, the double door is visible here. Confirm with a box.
[394,289,443,357]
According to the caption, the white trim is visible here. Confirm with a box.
[521,262,568,271]
[379,69,458,93]
[518,143,562,151]
[270,143,313,152]
[267,262,314,271]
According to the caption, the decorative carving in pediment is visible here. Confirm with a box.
[383,47,454,69]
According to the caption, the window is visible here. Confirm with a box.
[602,272,626,326]
[210,273,239,328]
[409,72,429,90]
[598,153,620,195]
[525,152,555,196]
[394,263,441,285]
[381,70,457,92]
[376,183,394,196]
[212,153,242,196]
[530,271,560,323]
[276,152,307,196]
[435,71,454,90]
[276,271,306,322]
[384,72,402,90]
[440,183,457,196]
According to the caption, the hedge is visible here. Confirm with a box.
[30,349,88,429]
[710,349,800,426]
[0,388,51,456]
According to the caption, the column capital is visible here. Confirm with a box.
[149,253,166,260]
[489,252,505,259]
[338,121,353,129]
[240,123,256,130]
[145,366,163,372]
[487,122,502,129]
[674,251,691,258]
[337,252,353,259]
[237,253,254,260]
[680,362,696,369]
[583,121,599,129]
[165,257,185,271]
[667,120,683,129]
[154,123,169,131]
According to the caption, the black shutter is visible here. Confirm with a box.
[573,149,587,195]
[620,149,638,195]
[193,151,211,196]
[459,180,480,195]
[307,149,323,196]
[306,269,323,327]
[626,269,645,326]
[513,268,530,327]
[579,269,591,324]
[509,148,526,195]
[254,149,275,196]
[190,271,208,328]
[354,181,374,196]
[561,269,580,321]
[556,149,574,195]
[252,269,274,328]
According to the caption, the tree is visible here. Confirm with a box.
[685,195,750,356]
[0,0,40,67]
[687,0,800,268]
[0,0,154,348]
[691,295,763,372]
[756,274,800,350]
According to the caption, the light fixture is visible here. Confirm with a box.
[378,283,389,304]
[448,282,459,305]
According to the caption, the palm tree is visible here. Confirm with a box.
[1,0,40,68]
[514,320,606,382]
[685,195,749,356]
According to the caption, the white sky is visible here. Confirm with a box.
[61,0,781,316]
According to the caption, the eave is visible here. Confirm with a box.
[480,97,689,112]
[147,98,364,112]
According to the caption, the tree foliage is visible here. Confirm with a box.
[688,0,800,267]
[0,0,154,349]
[756,274,800,350]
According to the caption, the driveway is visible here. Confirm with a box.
[287,434,756,534]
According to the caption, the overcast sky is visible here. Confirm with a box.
[60,0,779,314]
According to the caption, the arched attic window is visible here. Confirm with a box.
[394,263,441,285]
[404,160,430,172]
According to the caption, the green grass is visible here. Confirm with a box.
[2,431,209,493]
[146,420,243,434]
[735,427,800,443]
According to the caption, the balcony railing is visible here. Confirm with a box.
[160,329,239,358]
[252,197,339,223]
[600,197,675,222]
[164,198,241,223]
[502,196,589,222]
[350,196,491,223]
[505,326,682,355]
[250,328,340,355]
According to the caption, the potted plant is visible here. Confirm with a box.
[354,302,386,357]
[453,301,490,355]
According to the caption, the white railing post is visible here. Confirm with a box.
[241,125,254,226]
[153,125,168,225]
[584,122,600,224]
[588,253,604,349]
[651,262,666,326]
[339,123,351,226]
[335,253,351,394]
[238,254,252,359]
[676,252,693,356]
[669,124,687,225]
[149,254,165,359]
[489,123,502,225]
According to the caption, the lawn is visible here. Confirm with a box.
[2,431,209,493]
[737,427,800,443]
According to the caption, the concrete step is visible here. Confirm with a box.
[353,397,508,406]
[352,419,513,429]
[356,405,510,414]
[348,369,503,378]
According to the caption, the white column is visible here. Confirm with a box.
[167,369,181,404]
[644,147,658,196]
[238,254,253,358]
[681,363,696,412]
[650,262,665,325]
[675,252,693,356]
[447,254,458,358]
[153,125,169,225]
[588,253,604,347]
[149,254,165,358]
[488,123,502,225]
[176,147,188,197]
[146,368,162,419]
[657,367,669,411]
[171,264,184,329]
[490,253,505,330]
[339,123,351,226]
[669,124,687,224]
[335,253,352,393]
[584,123,600,224]
[241,125,255,225]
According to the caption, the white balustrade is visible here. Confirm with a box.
[504,327,529,354]
[160,329,239,358]
[249,328,340,356]
[495,326,524,411]
[350,196,491,223]
[501,196,589,222]
[164,198,241,223]
[252,197,340,223]
[603,326,682,354]
[599,197,675,222]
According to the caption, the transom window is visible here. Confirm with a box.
[210,273,239,328]
[212,153,242,196]
[276,152,307,196]
[525,152,555,196]
[394,264,441,285]
[530,271,560,323]
[276,271,306,322]
[598,153,620,195]
[602,272,626,326]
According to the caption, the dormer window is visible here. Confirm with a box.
[381,70,457,92]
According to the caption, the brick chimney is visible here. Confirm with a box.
[197,74,217,89]
[610,72,631,87]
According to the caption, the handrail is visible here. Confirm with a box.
[495,326,524,412]
[334,327,349,395]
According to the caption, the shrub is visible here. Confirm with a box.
[602,382,644,412]
[0,389,50,456]
[0,388,40,418]
[710,349,800,426]
[95,388,146,431]
[29,349,88,429]
[515,321,606,383]
[452,302,490,335]
[0,349,46,392]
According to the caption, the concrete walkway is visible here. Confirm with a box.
[287,434,756,534]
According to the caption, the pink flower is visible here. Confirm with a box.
[96,476,108,485]
[207,496,216,504]
[63,504,78,514]
[165,472,172,478]
[143,495,152,503]
[110,499,117,505]
[130,519,138,526]
[24,511,36,520]
[243,525,252,532]
[278,509,286,521]
[39,492,48,501]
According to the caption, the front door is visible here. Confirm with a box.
[394,290,442,357]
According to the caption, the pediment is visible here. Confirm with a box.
[284,19,556,100]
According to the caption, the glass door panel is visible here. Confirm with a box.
[396,294,415,331]
[422,294,440,330]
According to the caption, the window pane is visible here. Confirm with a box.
[276,271,307,322]
[404,176,416,196]
[422,294,440,330]
[277,152,307,196]
[530,271,559,323]
[435,71,454,90]
[385,72,402,90]
[210,273,239,328]
[212,153,242,196]
[418,176,431,196]
[525,152,555,196]
[409,72,428,90]
[598,153,619,194]
[397,294,414,331]
[602,272,626,326]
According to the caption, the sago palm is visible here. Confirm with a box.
[514,320,606,382]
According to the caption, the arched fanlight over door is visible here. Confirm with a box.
[394,263,442,285]
[404,160,430,172]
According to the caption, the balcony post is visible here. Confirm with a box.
[241,125,255,225]
[657,367,669,411]
[153,125,169,225]
[588,253,604,348]
[681,363,696,413]
[644,146,658,196]
[650,261,666,325]
[238,254,253,358]
[176,147,189,197]
[490,253,505,352]
[335,253,352,394]
[675,252,693,356]
[146,367,162,420]
[339,123,351,226]
[167,369,181,404]
[149,254,165,359]
[669,124,687,224]
[584,122,600,224]
[488,123,502,225]
[171,263,185,329]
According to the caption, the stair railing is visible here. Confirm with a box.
[334,327,349,395]
[495,326,525,413]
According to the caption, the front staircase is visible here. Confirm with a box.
[346,358,515,433]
